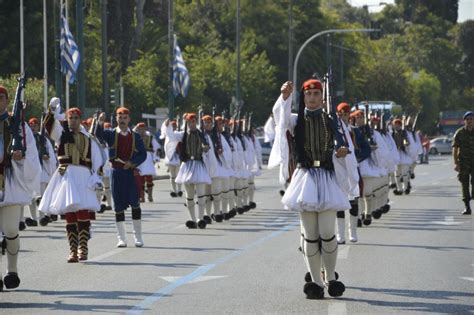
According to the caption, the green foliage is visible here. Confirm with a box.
[0,75,54,120]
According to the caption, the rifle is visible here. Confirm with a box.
[38,111,49,164]
[11,74,27,156]
[323,66,349,151]
[364,101,376,146]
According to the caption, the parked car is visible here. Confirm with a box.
[257,137,272,164]
[429,137,452,155]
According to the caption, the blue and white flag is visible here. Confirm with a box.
[173,36,190,97]
[60,3,80,84]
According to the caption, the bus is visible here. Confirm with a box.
[438,111,464,136]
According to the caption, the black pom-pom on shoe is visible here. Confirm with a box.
[249,202,257,209]
[185,221,197,229]
[304,272,312,283]
[170,192,178,198]
[362,215,372,226]
[279,190,285,196]
[178,191,183,197]
[327,280,345,297]
[223,213,231,220]
[25,218,38,227]
[50,215,58,221]
[393,190,403,195]
[203,215,212,225]
[357,218,363,227]
[382,204,390,213]
[303,282,324,299]
[214,214,224,222]
[197,220,207,229]
[19,222,26,231]
[404,188,411,195]
[243,205,251,212]
[3,272,20,290]
[372,209,382,219]
[236,207,245,215]
[229,209,237,217]
[39,217,49,227]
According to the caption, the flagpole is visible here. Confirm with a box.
[65,0,70,110]
[20,0,24,74]
[43,0,48,111]
[168,0,174,119]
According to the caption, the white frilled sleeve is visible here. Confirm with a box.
[263,116,275,144]
[203,134,217,177]
[268,94,297,185]
[332,122,360,199]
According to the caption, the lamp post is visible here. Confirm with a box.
[292,28,379,107]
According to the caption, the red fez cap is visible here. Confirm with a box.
[215,116,223,122]
[0,86,8,99]
[302,79,322,91]
[186,113,197,121]
[86,117,93,125]
[116,107,130,115]
[371,116,380,123]
[337,102,351,113]
[67,107,82,117]
[350,110,364,118]
[202,115,212,122]
[28,117,39,126]
[104,122,112,129]
[136,122,146,128]
[393,119,402,125]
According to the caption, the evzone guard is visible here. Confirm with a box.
[95,107,147,248]
[271,80,353,299]
[133,122,160,203]
[39,100,104,262]
[0,83,41,290]
[335,103,366,244]
[164,113,212,229]
[160,119,183,198]
[23,117,57,227]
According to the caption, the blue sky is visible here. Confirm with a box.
[349,0,473,22]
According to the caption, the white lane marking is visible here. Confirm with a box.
[160,275,228,284]
[459,277,474,282]
[87,248,124,262]
[337,246,350,260]
[328,302,347,315]
[430,216,463,226]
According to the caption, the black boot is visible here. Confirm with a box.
[462,200,471,215]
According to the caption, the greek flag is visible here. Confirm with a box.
[60,3,80,84]
[173,36,190,97]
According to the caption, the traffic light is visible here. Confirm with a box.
[370,21,383,40]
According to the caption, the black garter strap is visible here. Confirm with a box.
[320,235,336,242]
[6,234,19,241]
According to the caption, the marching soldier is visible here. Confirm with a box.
[272,80,349,299]
[453,111,474,215]
[39,100,104,262]
[134,122,160,203]
[96,107,147,248]
[164,113,212,229]
[0,84,41,290]
[25,117,57,227]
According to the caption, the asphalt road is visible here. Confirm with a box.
[1,154,473,314]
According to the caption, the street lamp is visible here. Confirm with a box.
[292,28,380,107]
